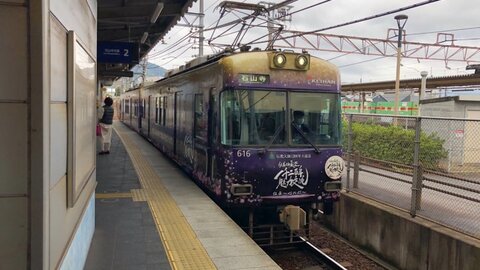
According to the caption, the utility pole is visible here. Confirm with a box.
[393,14,408,125]
[199,0,204,56]
[139,57,147,128]
[177,0,204,57]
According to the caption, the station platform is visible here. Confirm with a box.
[85,122,281,270]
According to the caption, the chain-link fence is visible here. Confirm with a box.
[343,113,480,239]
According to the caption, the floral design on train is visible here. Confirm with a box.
[223,149,263,205]
[183,135,194,164]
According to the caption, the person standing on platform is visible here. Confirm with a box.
[98,97,114,155]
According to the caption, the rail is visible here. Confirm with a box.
[296,236,347,270]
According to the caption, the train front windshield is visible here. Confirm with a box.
[220,89,341,146]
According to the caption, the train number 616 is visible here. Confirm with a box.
[236,150,251,158]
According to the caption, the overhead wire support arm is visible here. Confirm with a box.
[232,22,248,50]
[208,16,241,44]
[235,10,267,48]
[208,8,227,45]
[209,1,270,50]
[273,30,480,62]
[266,26,284,50]
[206,0,292,37]
[244,0,441,47]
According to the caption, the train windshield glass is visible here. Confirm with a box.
[221,90,287,145]
[290,92,341,146]
[221,90,341,146]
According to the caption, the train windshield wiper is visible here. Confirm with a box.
[260,123,285,155]
[291,123,321,154]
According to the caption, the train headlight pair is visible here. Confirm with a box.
[273,53,287,67]
[272,53,309,69]
[295,55,309,69]
[325,155,345,180]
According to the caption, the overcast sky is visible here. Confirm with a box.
[148,0,480,83]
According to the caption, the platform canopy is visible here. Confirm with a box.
[97,0,195,82]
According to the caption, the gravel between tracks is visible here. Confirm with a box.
[269,221,388,270]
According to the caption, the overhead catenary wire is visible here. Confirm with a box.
[148,0,461,72]
[207,7,282,45]
[148,43,196,69]
[247,0,332,30]
[148,41,194,63]
[147,2,235,60]
[148,0,299,61]
[162,0,411,63]
[243,0,441,48]
[203,0,298,34]
[149,0,224,55]
[406,26,480,37]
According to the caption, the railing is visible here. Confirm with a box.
[343,113,480,239]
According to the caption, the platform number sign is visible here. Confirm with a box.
[97,41,139,64]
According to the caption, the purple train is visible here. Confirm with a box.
[120,50,344,236]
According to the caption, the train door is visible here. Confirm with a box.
[147,95,151,137]
[173,92,179,154]
[138,98,143,131]
[193,88,215,180]
[193,93,207,175]
[129,98,132,126]
[207,89,216,178]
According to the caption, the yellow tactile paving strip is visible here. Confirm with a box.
[95,192,132,199]
[115,127,217,270]
[131,189,147,202]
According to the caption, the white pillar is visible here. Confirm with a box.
[418,71,428,116]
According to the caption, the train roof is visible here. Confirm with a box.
[162,49,338,79]
[163,50,231,78]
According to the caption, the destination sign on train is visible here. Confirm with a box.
[238,74,270,84]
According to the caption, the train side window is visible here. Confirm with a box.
[194,94,207,140]
[162,96,167,126]
[155,97,159,124]
[159,96,163,125]
[133,100,137,117]
[220,91,241,145]
[125,99,130,114]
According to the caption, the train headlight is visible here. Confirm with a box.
[295,55,309,69]
[325,156,345,180]
[273,53,287,67]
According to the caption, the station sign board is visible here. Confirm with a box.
[97,41,139,64]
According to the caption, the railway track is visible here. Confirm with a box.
[265,234,350,270]
[296,236,348,270]
[263,221,388,270]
